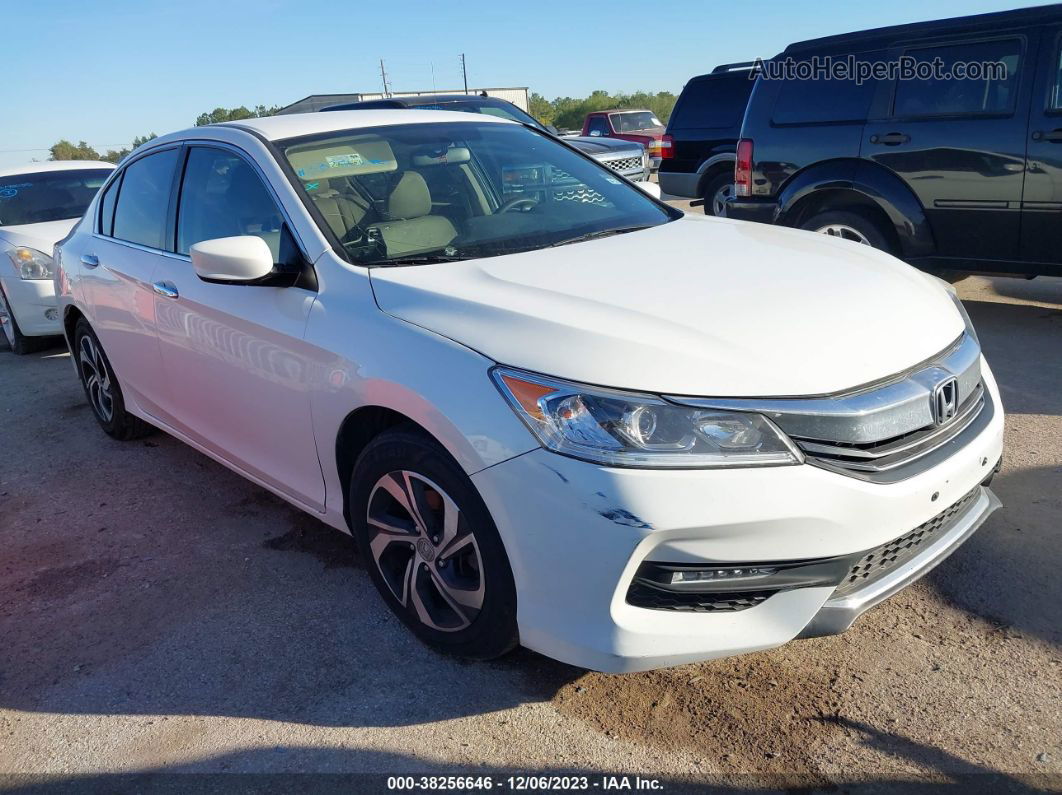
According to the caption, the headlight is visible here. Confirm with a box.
[491,368,802,469]
[6,247,54,280]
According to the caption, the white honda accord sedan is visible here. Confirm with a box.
[55,111,1003,672]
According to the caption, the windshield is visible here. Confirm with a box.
[280,121,675,266]
[0,169,112,226]
[609,112,663,132]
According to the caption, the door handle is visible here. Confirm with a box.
[152,281,179,299]
[870,132,910,146]
[80,254,99,269]
[1032,129,1062,142]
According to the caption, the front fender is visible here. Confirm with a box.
[775,159,935,259]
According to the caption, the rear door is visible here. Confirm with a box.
[83,147,180,415]
[150,144,326,510]
[863,34,1034,267]
[1020,25,1062,274]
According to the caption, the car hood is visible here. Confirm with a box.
[565,137,644,156]
[370,215,964,397]
[0,219,79,252]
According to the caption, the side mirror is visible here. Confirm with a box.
[190,236,275,284]
[634,181,661,200]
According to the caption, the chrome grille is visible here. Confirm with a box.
[833,486,981,597]
[794,382,986,476]
[601,156,643,173]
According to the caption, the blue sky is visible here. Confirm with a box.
[2,0,1056,169]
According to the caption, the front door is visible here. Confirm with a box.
[151,145,326,510]
[1020,25,1062,274]
[863,35,1034,269]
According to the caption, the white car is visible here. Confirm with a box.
[0,161,114,353]
[55,111,1003,672]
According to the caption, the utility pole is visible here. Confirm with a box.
[379,59,391,97]
[460,53,468,94]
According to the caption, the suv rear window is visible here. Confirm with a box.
[771,54,880,125]
[670,76,755,129]
[893,39,1022,118]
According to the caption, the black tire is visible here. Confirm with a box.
[73,318,154,441]
[0,283,44,355]
[350,426,518,660]
[799,209,894,254]
[701,170,734,217]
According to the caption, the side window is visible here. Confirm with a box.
[98,174,121,236]
[112,149,179,249]
[1050,40,1062,111]
[671,77,754,129]
[771,52,881,124]
[176,147,293,264]
[893,38,1022,118]
[587,117,610,136]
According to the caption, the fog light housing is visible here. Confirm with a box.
[670,567,777,584]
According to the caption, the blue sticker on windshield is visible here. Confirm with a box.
[0,182,32,199]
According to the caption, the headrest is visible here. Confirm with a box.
[388,172,431,219]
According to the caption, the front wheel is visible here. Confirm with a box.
[350,427,518,660]
[0,283,42,355]
[800,209,893,253]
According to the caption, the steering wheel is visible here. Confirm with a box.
[498,196,540,214]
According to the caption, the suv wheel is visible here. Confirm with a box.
[702,171,733,217]
[73,319,154,440]
[800,210,893,253]
[350,426,518,660]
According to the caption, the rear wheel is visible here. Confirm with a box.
[73,319,153,440]
[701,171,733,218]
[350,426,518,660]
[0,283,42,355]
[800,209,893,253]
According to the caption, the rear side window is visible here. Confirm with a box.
[893,38,1022,118]
[112,149,179,249]
[587,117,610,135]
[1047,39,1062,110]
[771,54,879,124]
[98,175,121,236]
[670,76,754,129]
[177,147,294,264]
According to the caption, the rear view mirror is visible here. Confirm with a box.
[190,236,274,283]
[635,181,661,200]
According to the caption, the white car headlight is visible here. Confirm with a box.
[492,367,803,469]
[6,247,54,280]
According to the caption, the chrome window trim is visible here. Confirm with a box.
[664,332,981,444]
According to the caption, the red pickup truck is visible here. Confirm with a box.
[581,109,666,168]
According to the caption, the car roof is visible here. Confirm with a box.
[149,109,516,148]
[593,109,653,115]
[786,3,1062,54]
[0,160,114,178]
[384,94,503,105]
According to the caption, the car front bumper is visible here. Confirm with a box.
[471,364,1005,672]
[0,276,61,337]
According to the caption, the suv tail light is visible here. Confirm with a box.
[734,138,753,197]
[655,135,673,160]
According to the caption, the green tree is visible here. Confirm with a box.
[101,133,158,164]
[535,90,679,132]
[195,104,280,126]
[49,140,101,161]
[528,92,555,126]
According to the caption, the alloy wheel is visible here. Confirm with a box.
[79,334,114,422]
[366,470,485,632]
[712,183,732,217]
[0,287,14,349]
[815,223,871,245]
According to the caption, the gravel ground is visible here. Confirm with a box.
[0,211,1059,790]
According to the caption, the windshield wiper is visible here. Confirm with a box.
[375,253,470,266]
[548,225,653,248]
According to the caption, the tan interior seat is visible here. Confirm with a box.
[371,172,457,257]
[311,178,369,241]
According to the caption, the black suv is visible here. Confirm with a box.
[727,4,1062,278]
[657,63,756,216]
